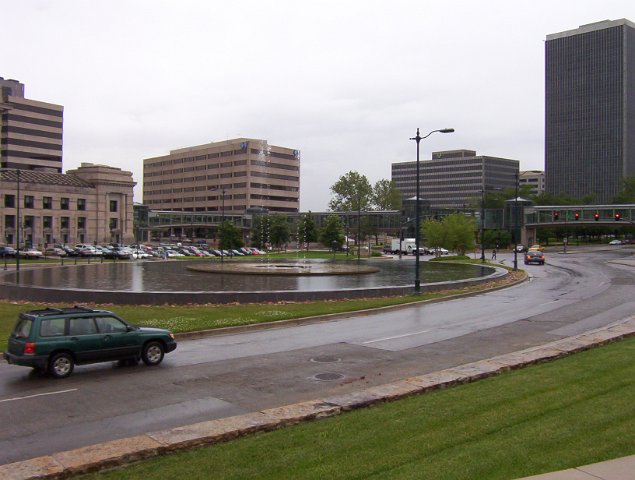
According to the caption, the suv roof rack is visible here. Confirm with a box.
[25,306,96,316]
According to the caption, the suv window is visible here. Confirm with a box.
[95,316,128,333]
[13,318,32,339]
[69,317,98,336]
[40,319,66,337]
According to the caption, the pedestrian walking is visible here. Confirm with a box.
[491,248,497,260]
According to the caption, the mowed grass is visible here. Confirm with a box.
[80,336,635,480]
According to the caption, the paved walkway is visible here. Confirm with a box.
[1,317,634,479]
[519,454,635,479]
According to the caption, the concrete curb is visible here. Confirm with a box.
[2,315,634,479]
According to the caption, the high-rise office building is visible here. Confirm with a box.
[143,138,300,214]
[391,149,519,210]
[0,77,64,173]
[545,19,635,202]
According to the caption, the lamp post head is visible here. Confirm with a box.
[440,128,454,133]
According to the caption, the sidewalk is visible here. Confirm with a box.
[519,454,635,479]
[1,316,634,480]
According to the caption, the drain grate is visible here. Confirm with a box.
[310,355,341,364]
[313,372,345,382]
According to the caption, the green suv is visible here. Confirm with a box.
[4,306,177,378]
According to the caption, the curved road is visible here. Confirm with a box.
[1,247,634,464]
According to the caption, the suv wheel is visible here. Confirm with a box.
[142,341,164,366]
[49,352,75,378]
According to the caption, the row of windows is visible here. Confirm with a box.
[143,159,298,177]
[4,195,88,211]
[3,195,118,213]
[1,149,62,162]
[145,148,299,169]
[3,214,118,230]
[8,102,64,118]
[1,126,63,140]
[0,138,62,151]
[5,114,63,129]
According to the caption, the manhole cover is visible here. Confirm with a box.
[313,372,345,382]
[310,355,341,363]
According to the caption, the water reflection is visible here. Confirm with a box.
[13,259,494,293]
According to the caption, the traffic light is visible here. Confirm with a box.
[553,211,559,221]
[594,213,599,221]
[615,213,621,221]
[574,212,580,220]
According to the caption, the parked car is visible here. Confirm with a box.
[45,247,67,257]
[524,250,545,265]
[529,244,545,252]
[515,245,528,253]
[0,246,16,257]
[608,239,623,245]
[3,306,177,378]
[21,248,44,259]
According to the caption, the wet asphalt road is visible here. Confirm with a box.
[0,246,633,464]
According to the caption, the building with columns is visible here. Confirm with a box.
[1,163,135,248]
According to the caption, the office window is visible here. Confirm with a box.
[5,215,15,228]
[77,198,86,211]
[109,218,118,230]
[60,217,70,229]
[24,196,34,208]
[77,217,86,229]
[43,197,53,209]
[24,216,34,228]
[43,216,53,229]
[110,200,118,212]
[60,198,69,210]
[4,195,15,208]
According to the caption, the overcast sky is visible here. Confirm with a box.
[5,1,635,211]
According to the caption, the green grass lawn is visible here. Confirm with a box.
[79,336,635,480]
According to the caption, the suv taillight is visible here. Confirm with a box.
[24,342,36,355]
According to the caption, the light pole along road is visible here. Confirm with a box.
[1,247,634,464]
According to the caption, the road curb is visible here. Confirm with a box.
[2,315,634,479]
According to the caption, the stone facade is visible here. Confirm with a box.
[1,163,135,248]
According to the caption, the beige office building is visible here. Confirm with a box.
[1,77,64,173]
[143,138,300,214]
[1,164,136,248]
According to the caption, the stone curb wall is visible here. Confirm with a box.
[2,316,634,480]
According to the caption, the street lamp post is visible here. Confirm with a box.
[513,172,519,271]
[0,168,21,283]
[410,127,454,293]
[480,189,485,263]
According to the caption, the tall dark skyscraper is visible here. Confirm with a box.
[545,19,635,202]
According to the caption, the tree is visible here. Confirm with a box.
[328,171,373,212]
[422,214,476,256]
[372,179,402,211]
[319,215,345,251]
[269,214,290,251]
[443,213,476,255]
[250,215,270,249]
[422,218,445,252]
[219,221,243,251]
[298,212,318,251]
[483,229,511,249]
[613,176,635,203]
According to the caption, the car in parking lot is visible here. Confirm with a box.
[608,239,623,245]
[3,306,177,378]
[0,246,16,257]
[524,250,545,265]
